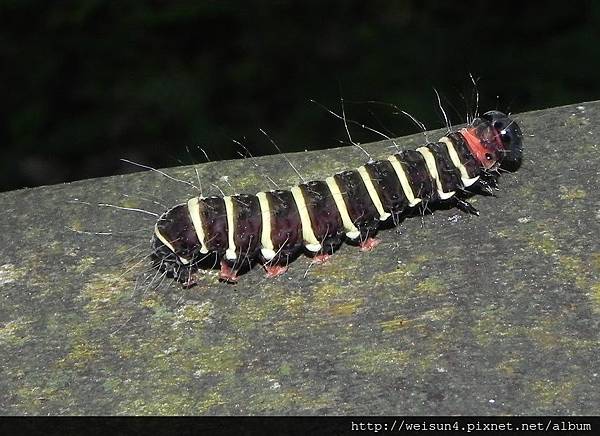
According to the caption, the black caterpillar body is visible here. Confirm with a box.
[152,111,523,285]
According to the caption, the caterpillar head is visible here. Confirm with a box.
[461,111,523,171]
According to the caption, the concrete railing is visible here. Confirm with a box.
[1,101,598,414]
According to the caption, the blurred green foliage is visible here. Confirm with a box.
[1,1,599,191]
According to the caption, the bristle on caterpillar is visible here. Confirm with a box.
[151,110,523,286]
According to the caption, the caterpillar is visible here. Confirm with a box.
[151,110,523,286]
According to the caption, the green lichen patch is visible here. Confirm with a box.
[175,300,214,323]
[80,273,133,323]
[196,388,227,414]
[512,181,537,201]
[565,113,590,129]
[523,325,597,366]
[592,253,600,273]
[312,283,358,311]
[103,333,247,414]
[528,230,558,256]
[115,243,139,256]
[69,219,84,233]
[0,263,25,286]
[119,392,198,415]
[374,254,430,287]
[525,323,565,351]
[280,294,306,317]
[529,377,577,411]
[241,381,335,414]
[558,185,587,201]
[308,255,364,282]
[120,197,145,210]
[14,382,74,414]
[191,371,339,414]
[414,277,446,296]
[589,282,600,314]
[381,308,452,339]
[557,255,589,289]
[74,256,96,274]
[379,317,412,332]
[419,305,456,322]
[496,356,524,377]
[179,345,244,376]
[219,171,264,193]
[225,291,283,330]
[327,298,363,317]
[472,305,509,347]
[349,345,411,374]
[46,240,67,257]
[278,362,293,377]
[239,290,308,335]
[57,341,102,370]
[0,317,33,347]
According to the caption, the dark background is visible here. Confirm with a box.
[2,1,598,192]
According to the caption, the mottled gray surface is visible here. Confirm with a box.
[0,102,599,415]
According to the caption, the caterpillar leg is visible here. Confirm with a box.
[182,275,199,288]
[264,264,289,278]
[359,237,381,252]
[455,198,480,216]
[312,253,332,264]
[219,260,239,283]
[477,173,500,196]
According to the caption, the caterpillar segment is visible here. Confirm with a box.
[151,110,523,285]
[257,190,303,276]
